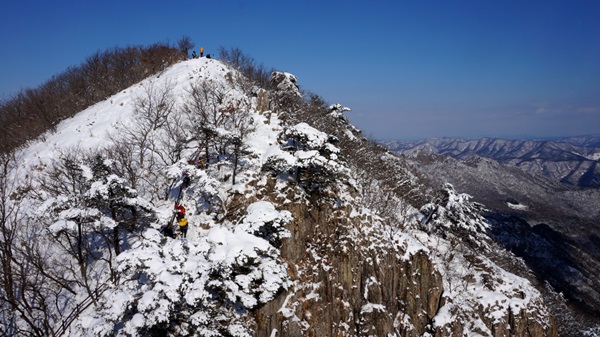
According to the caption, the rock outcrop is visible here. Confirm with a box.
[248,177,556,337]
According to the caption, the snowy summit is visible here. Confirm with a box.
[1,54,559,337]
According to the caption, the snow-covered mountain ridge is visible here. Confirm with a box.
[1,57,558,336]
[386,137,600,187]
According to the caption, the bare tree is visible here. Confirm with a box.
[141,42,181,75]
[36,151,103,303]
[228,110,255,185]
[183,79,229,166]
[157,105,190,166]
[105,137,141,190]
[0,153,28,336]
[218,46,273,91]
[134,80,176,131]
[0,153,73,337]
[120,80,176,170]
[177,36,195,59]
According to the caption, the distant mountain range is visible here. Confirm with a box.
[386,136,600,187]
[557,135,600,148]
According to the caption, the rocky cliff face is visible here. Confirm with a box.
[249,178,443,336]
[247,176,556,337]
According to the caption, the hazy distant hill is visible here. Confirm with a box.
[386,136,600,187]
[559,135,600,148]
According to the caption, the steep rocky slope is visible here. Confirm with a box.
[250,176,555,337]
[397,151,600,335]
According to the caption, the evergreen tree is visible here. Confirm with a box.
[420,183,488,235]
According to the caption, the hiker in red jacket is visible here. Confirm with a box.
[174,202,186,221]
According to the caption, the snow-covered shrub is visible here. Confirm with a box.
[261,153,295,177]
[75,201,291,337]
[280,122,338,152]
[420,183,488,235]
[87,155,155,225]
[262,122,348,195]
[38,153,157,287]
[167,160,223,216]
[237,201,292,248]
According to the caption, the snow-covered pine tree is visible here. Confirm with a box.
[420,182,488,237]
[86,154,156,258]
[262,123,342,195]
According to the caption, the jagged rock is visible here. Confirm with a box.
[257,88,269,114]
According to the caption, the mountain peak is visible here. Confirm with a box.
[1,56,561,336]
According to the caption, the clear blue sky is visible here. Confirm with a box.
[1,0,599,140]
